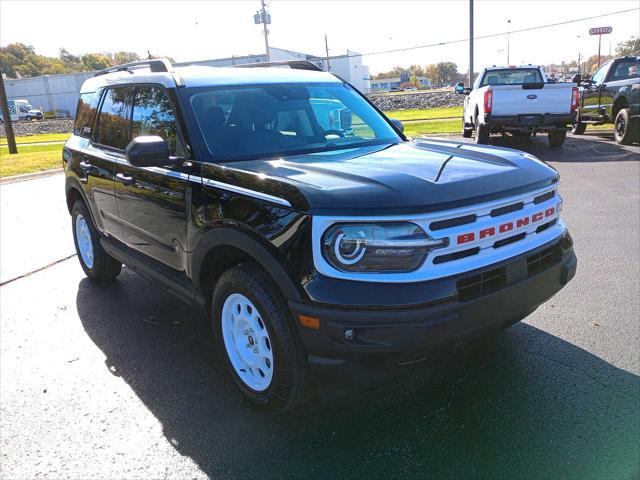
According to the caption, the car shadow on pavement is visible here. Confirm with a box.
[76,270,640,479]
[481,134,639,163]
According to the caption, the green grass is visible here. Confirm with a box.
[386,106,463,121]
[0,143,63,178]
[403,119,460,136]
[0,132,70,145]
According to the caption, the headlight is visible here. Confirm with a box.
[321,223,446,273]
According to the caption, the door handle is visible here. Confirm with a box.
[79,159,92,172]
[116,173,136,186]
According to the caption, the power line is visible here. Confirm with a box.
[326,7,639,60]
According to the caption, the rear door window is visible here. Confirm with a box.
[608,59,640,81]
[95,87,132,150]
[130,86,179,155]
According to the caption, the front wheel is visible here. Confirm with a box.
[548,129,567,147]
[614,108,638,145]
[71,200,122,282]
[212,263,309,412]
[461,118,472,138]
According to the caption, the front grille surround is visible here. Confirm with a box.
[312,183,566,283]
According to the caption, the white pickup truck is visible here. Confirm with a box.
[455,65,579,147]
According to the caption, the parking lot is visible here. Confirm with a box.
[1,133,638,479]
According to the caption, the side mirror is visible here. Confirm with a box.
[454,82,465,94]
[125,136,174,168]
[390,118,404,133]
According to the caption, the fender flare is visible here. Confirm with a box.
[191,226,304,303]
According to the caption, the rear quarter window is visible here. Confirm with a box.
[74,92,99,137]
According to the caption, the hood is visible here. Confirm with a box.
[224,140,558,215]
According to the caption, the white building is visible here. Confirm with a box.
[3,47,371,117]
[177,47,371,93]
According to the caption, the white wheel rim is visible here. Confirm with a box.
[75,214,94,268]
[221,293,274,391]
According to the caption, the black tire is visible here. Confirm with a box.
[614,108,637,145]
[461,117,472,138]
[475,123,490,144]
[212,263,309,412]
[571,115,587,135]
[71,200,122,282]
[548,129,567,147]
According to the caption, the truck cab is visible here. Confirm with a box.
[572,56,640,145]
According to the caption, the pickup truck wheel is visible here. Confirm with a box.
[71,200,122,282]
[461,118,472,138]
[548,130,567,147]
[571,119,587,135]
[475,124,490,144]
[212,263,309,412]
[614,108,637,145]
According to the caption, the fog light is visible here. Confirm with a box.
[344,329,355,341]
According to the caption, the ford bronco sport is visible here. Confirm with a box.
[64,59,577,411]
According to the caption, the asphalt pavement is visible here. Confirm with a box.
[1,133,638,479]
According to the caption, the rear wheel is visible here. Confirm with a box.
[475,123,490,144]
[614,108,637,145]
[571,115,587,135]
[212,263,309,412]
[71,200,122,282]
[548,129,567,147]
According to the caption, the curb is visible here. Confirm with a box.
[0,168,64,185]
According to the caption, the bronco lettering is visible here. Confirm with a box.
[456,206,556,245]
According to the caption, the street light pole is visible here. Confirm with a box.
[507,19,511,64]
[325,34,330,72]
[469,0,474,88]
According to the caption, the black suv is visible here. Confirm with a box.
[572,56,640,144]
[64,59,576,411]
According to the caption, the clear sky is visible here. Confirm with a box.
[1,0,638,74]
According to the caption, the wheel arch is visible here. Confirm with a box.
[192,226,305,310]
[612,94,629,118]
[65,177,88,214]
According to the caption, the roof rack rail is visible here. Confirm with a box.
[234,60,323,72]
[94,58,173,77]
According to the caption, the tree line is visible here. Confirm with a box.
[0,43,172,78]
[374,36,639,84]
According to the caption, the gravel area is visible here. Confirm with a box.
[0,119,74,137]
[368,91,464,111]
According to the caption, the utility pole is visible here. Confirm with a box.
[324,34,330,72]
[507,19,511,64]
[469,0,474,87]
[0,70,17,154]
[254,0,271,62]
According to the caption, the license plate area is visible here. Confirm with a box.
[518,114,543,126]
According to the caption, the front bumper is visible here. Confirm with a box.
[291,232,576,380]
[485,112,576,130]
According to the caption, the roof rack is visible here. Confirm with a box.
[234,60,323,72]
[94,58,173,77]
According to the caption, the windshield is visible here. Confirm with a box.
[480,68,543,86]
[187,82,401,161]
